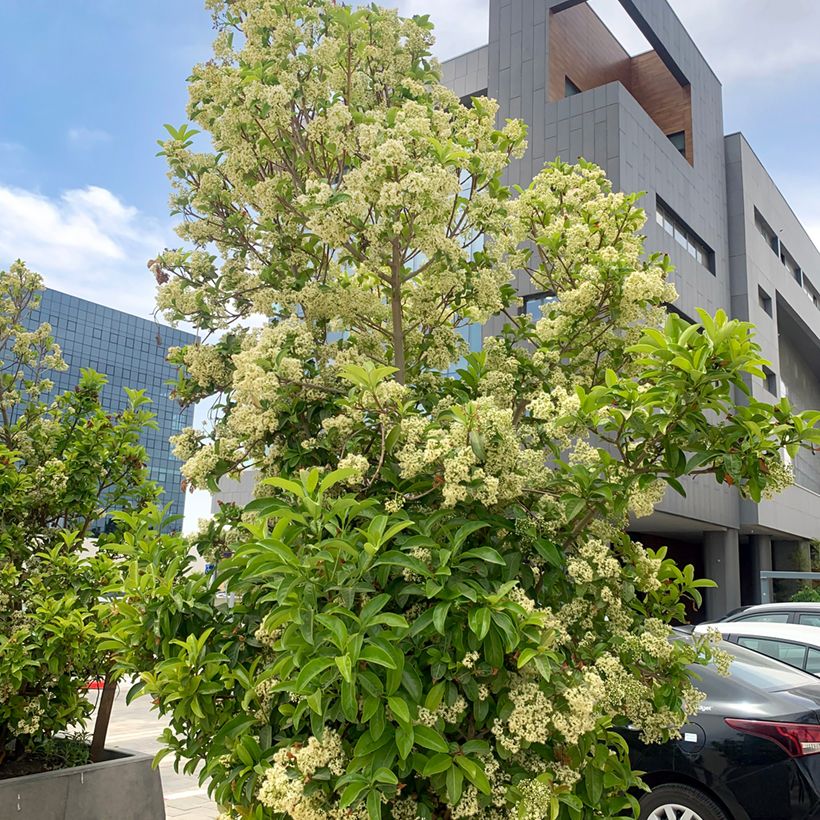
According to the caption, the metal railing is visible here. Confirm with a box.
[760,570,820,603]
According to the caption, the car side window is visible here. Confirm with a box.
[735,613,790,624]
[806,649,820,675]
[798,614,820,628]
[736,636,807,669]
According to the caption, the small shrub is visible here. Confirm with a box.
[791,586,820,603]
[0,261,156,766]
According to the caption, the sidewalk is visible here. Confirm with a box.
[94,684,219,820]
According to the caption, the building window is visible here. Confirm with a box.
[521,292,559,319]
[667,130,686,157]
[564,76,581,97]
[804,276,820,308]
[779,246,802,284]
[762,366,777,396]
[754,208,779,256]
[655,197,715,274]
[758,286,772,317]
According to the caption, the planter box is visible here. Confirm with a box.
[0,748,164,820]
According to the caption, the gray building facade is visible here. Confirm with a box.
[441,0,820,618]
[24,288,196,521]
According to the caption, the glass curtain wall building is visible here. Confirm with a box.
[23,288,196,521]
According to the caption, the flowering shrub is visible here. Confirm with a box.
[110,1,820,817]
[0,261,156,766]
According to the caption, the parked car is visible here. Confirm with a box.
[693,622,820,675]
[628,633,820,820]
[715,602,820,627]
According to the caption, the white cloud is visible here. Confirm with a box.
[0,184,167,317]
[67,127,112,147]
[666,0,820,82]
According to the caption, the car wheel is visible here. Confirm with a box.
[639,783,728,820]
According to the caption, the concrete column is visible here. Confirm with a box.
[748,534,772,604]
[703,530,741,620]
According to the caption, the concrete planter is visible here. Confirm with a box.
[0,748,164,820]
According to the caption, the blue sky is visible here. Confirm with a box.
[2,0,819,525]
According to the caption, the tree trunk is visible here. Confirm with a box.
[90,674,117,763]
[390,241,406,384]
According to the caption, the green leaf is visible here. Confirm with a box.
[461,739,490,756]
[360,593,391,624]
[533,538,562,568]
[361,645,398,670]
[367,788,382,820]
[307,690,323,715]
[319,468,359,494]
[341,680,358,722]
[395,723,414,759]
[340,781,369,808]
[455,756,491,795]
[424,682,446,711]
[125,680,146,705]
[373,551,429,576]
[585,765,603,805]
[446,765,464,805]
[452,521,490,549]
[432,601,451,634]
[413,725,449,753]
[371,613,409,629]
[295,657,335,690]
[423,753,452,776]
[469,430,486,461]
[459,547,505,565]
[258,476,304,496]
[468,607,492,641]
[387,695,411,724]
[373,767,398,785]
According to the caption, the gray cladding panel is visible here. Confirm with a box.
[440,45,489,99]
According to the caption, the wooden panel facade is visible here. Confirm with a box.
[630,51,693,164]
[548,3,631,103]
[548,2,693,165]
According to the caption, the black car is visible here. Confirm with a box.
[628,637,820,820]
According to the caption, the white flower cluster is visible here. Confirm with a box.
[416,696,468,728]
[628,479,667,519]
[397,398,545,508]
[566,538,621,586]
[257,730,361,820]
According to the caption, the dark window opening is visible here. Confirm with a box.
[522,292,559,319]
[762,366,777,396]
[459,90,488,109]
[564,76,581,97]
[655,197,715,274]
[758,286,772,317]
[754,207,779,256]
[667,130,686,157]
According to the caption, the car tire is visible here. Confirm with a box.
[639,783,729,820]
